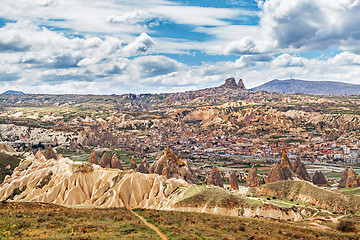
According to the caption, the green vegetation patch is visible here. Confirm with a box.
[136,208,360,240]
[262,180,360,213]
[0,202,157,239]
[176,186,262,209]
[341,187,360,196]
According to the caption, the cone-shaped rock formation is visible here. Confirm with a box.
[35,149,46,160]
[346,168,359,188]
[246,166,260,187]
[110,154,122,170]
[312,171,327,187]
[266,149,294,183]
[149,147,194,183]
[99,153,111,168]
[204,166,223,187]
[45,146,57,160]
[293,157,310,181]
[229,171,238,190]
[0,155,189,209]
[338,166,348,188]
[88,150,98,165]
[129,156,137,170]
[137,158,150,174]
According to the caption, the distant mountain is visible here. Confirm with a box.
[2,90,25,95]
[250,79,360,95]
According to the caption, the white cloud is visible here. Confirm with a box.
[128,55,182,79]
[122,32,155,57]
[106,10,150,24]
[329,51,360,65]
[272,54,306,67]
[224,37,258,55]
[259,0,360,51]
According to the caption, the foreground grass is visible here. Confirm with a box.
[1,202,359,239]
[135,209,359,240]
[0,202,158,239]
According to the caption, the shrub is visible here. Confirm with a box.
[336,220,356,232]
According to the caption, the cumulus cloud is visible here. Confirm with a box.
[129,55,182,78]
[272,54,306,67]
[106,11,150,24]
[234,54,273,68]
[260,0,360,51]
[224,37,258,55]
[329,52,360,65]
[122,32,155,57]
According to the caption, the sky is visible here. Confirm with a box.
[1,0,360,94]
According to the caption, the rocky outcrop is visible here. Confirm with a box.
[312,171,327,187]
[0,155,188,209]
[45,146,57,160]
[137,158,150,174]
[69,139,77,151]
[246,166,259,187]
[266,163,282,184]
[53,137,58,146]
[338,166,348,188]
[149,147,194,183]
[220,77,238,88]
[35,149,46,160]
[88,150,98,165]
[220,77,246,90]
[99,153,111,168]
[280,149,292,170]
[293,157,310,181]
[238,79,246,90]
[110,154,122,170]
[266,149,294,184]
[0,143,15,153]
[346,168,359,188]
[204,166,223,187]
[229,171,238,190]
[129,156,137,170]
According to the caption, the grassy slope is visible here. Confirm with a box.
[175,186,262,209]
[136,208,359,240]
[0,152,21,183]
[0,202,157,239]
[261,181,360,213]
[1,202,358,240]
[342,188,360,196]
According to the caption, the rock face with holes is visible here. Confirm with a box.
[0,154,188,209]
[149,147,194,183]
[246,166,259,187]
[204,166,223,187]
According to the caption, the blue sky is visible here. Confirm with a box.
[0,0,360,94]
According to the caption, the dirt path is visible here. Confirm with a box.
[131,210,169,240]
